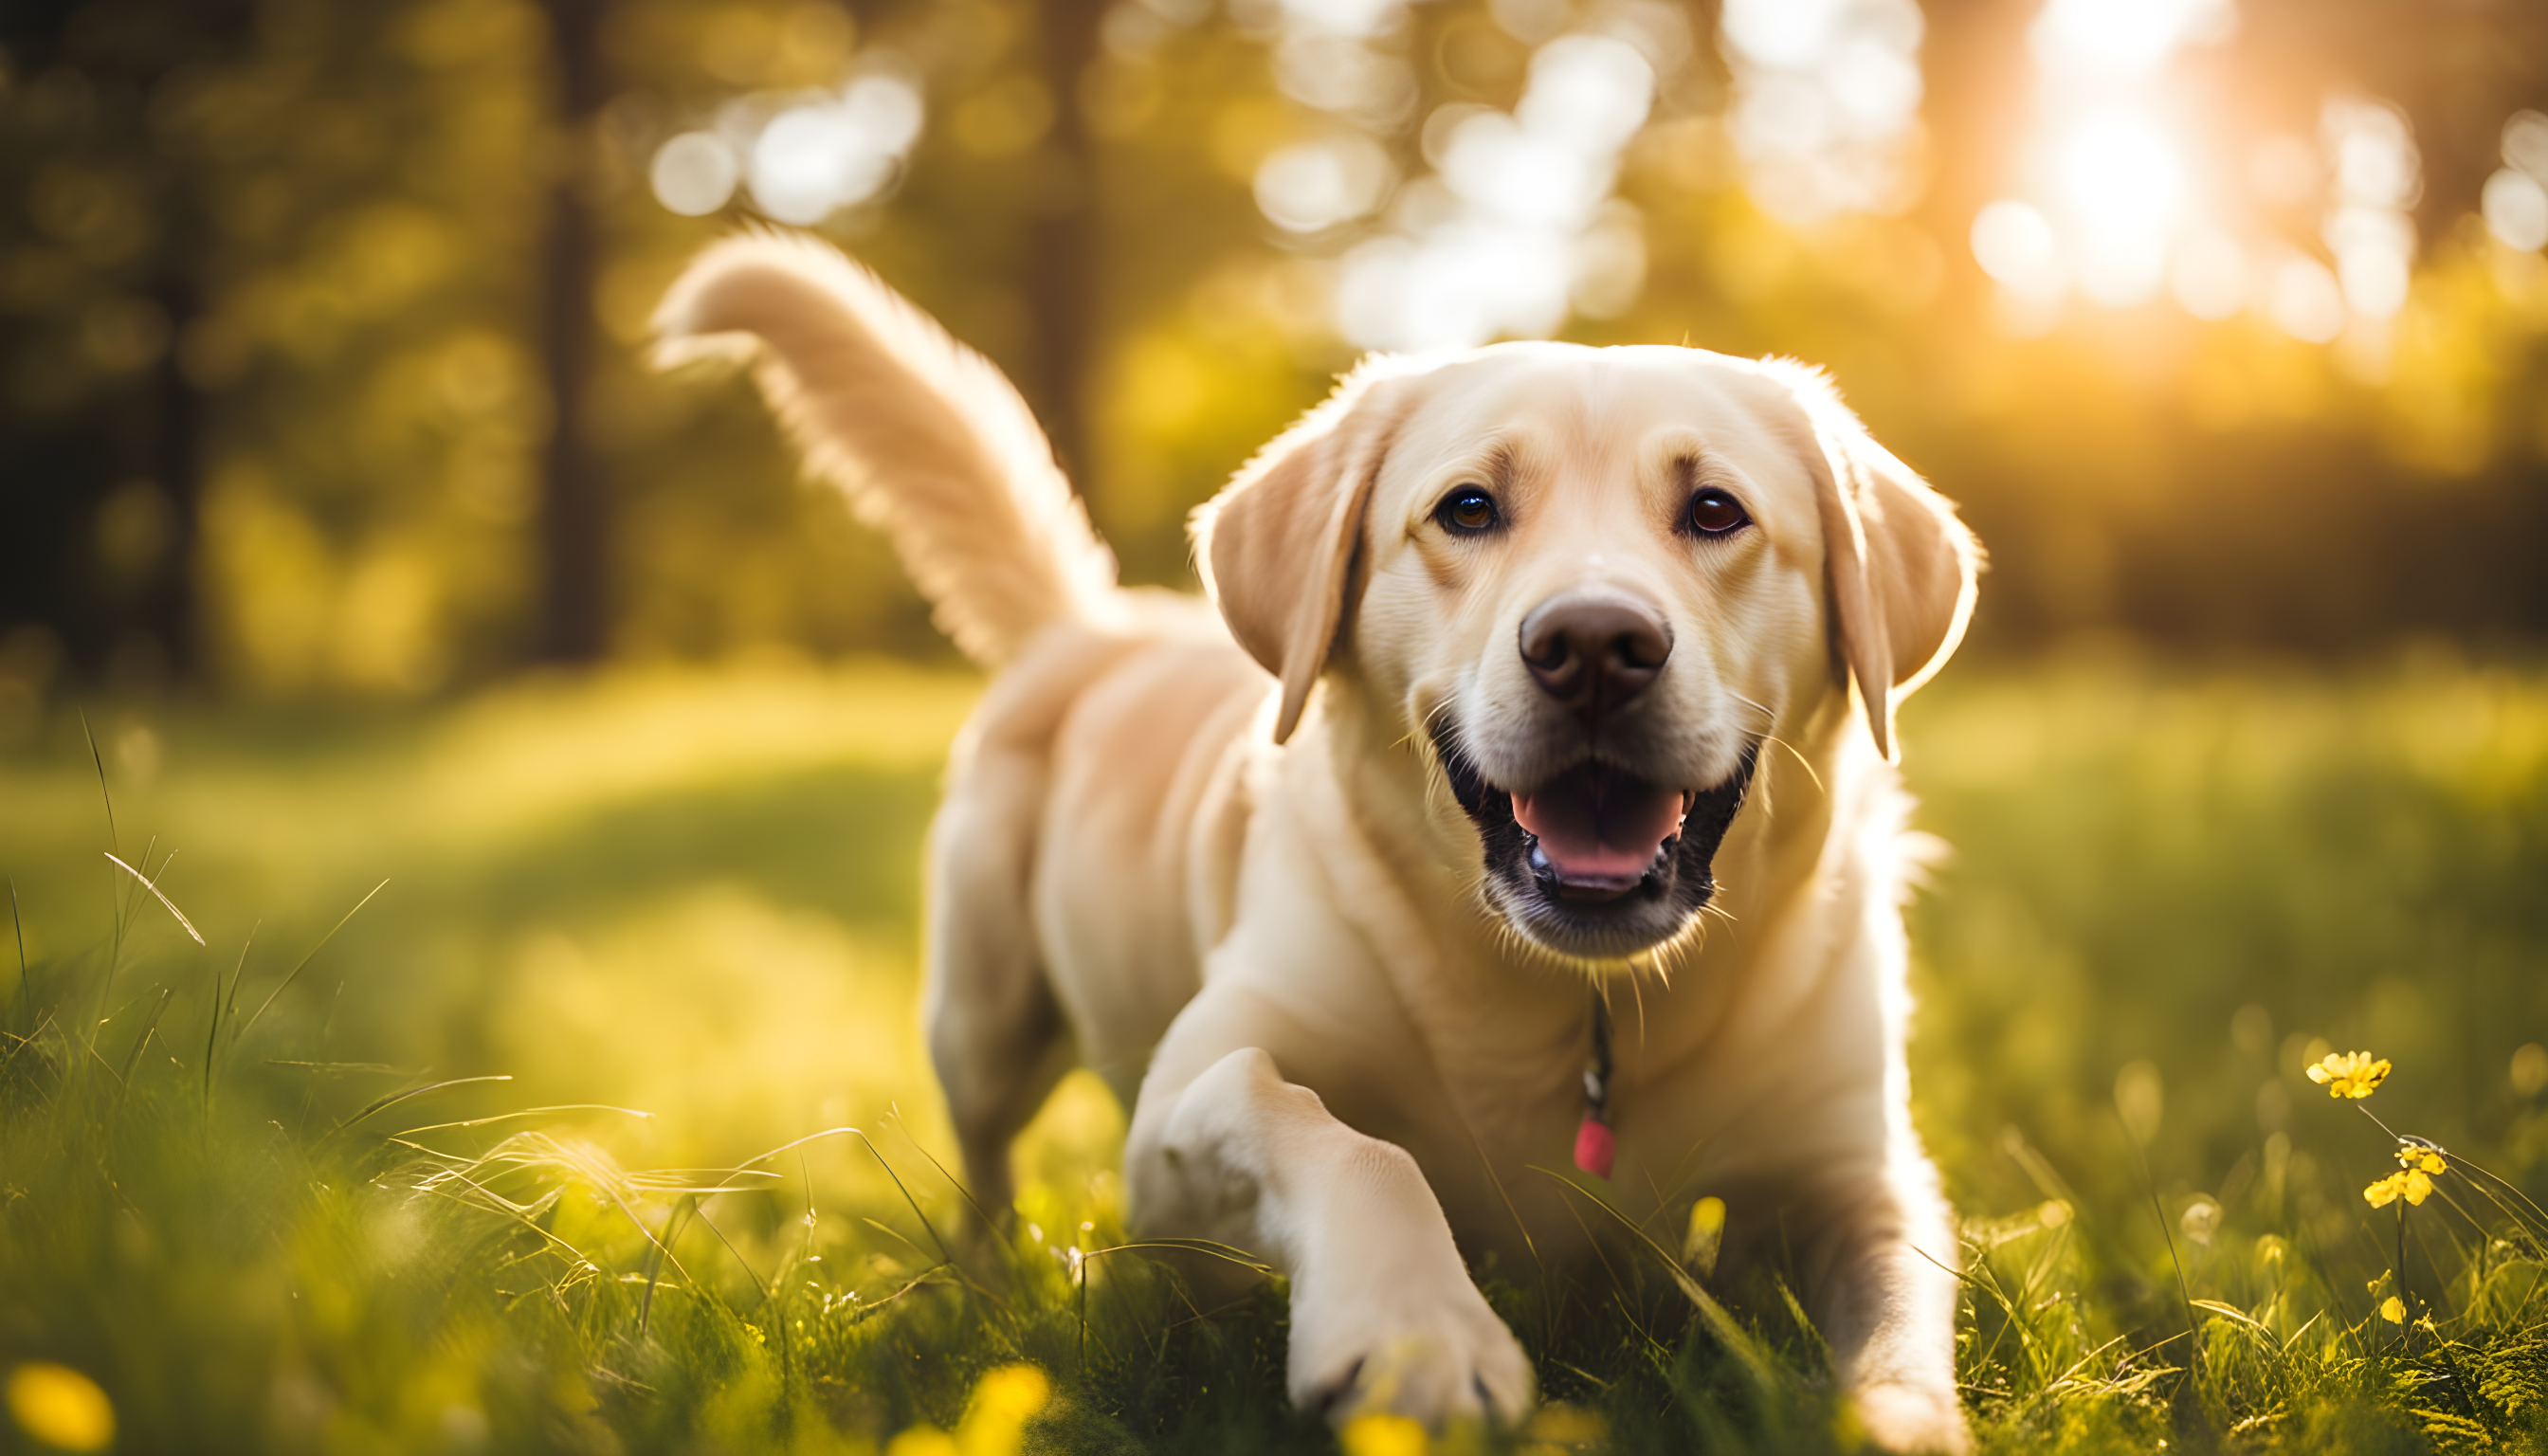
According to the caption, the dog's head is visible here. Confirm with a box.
[1194,344,1978,960]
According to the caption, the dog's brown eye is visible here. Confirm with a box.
[1686,488,1750,537]
[1434,487,1502,537]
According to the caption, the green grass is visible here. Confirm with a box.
[3,650,2547,1453]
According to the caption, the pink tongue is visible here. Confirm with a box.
[1512,765,1688,882]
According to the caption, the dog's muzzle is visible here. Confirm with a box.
[1430,717,1759,959]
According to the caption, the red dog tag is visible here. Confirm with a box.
[1574,1116,1614,1179]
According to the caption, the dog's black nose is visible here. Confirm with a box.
[1519,591,1673,723]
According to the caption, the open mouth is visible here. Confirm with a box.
[1430,720,1759,956]
[1515,763,1697,899]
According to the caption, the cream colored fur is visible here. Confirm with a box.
[657,233,1982,1453]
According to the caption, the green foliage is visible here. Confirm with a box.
[6,656,2548,1452]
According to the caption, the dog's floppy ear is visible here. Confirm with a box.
[1192,361,1422,743]
[1764,361,1980,762]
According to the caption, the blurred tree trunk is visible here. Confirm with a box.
[537,0,610,663]
[0,1,255,687]
[1027,0,1104,491]
[146,266,204,680]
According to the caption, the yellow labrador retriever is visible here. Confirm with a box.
[656,232,1980,1451]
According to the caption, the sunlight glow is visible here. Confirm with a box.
[1975,0,2432,343]
[2060,116,2180,236]
[1972,0,2231,321]
[2058,114,2180,305]
[2030,0,2233,77]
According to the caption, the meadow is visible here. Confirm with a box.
[3,649,2545,1455]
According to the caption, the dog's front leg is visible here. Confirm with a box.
[1127,1043,1533,1427]
[1811,1164,1971,1454]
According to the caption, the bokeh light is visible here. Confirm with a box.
[1331,28,1663,349]
[746,74,924,225]
[649,132,741,217]
[2319,97,2418,321]
[1253,134,1396,234]
[1719,0,1926,222]
[2482,110,2548,254]
[1971,199,2061,299]
[2264,251,2346,345]
[647,67,923,228]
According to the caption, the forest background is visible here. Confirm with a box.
[5,0,2548,699]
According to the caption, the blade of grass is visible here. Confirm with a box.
[728,1125,958,1275]
[393,1104,655,1137]
[330,1074,514,1134]
[82,713,120,1067]
[887,1111,1004,1250]
[9,877,25,1037]
[2190,1299,2275,1337]
[1529,1165,1782,1392]
[81,710,117,854]
[0,1010,56,1083]
[107,985,177,1125]
[221,920,259,1022]
[688,1202,774,1300]
[103,851,204,947]
[638,1194,700,1338]
[409,1163,604,1268]
[839,1265,957,1328]
[204,926,256,1127]
[117,985,173,1083]
[234,880,386,1046]
[1078,1239,1277,1278]
[2123,1107,2205,1393]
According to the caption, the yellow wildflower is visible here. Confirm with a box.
[956,1365,1050,1456]
[1683,1195,1726,1278]
[1341,1412,1429,1456]
[5,1365,115,1453]
[2380,1296,2406,1324]
[2307,1050,2391,1100]
[2395,1138,2448,1175]
[2363,1170,2434,1208]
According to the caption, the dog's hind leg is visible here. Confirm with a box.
[922,738,1073,1232]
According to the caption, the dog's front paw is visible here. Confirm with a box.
[1287,1273,1534,1429]
[1849,1379,1971,1454]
